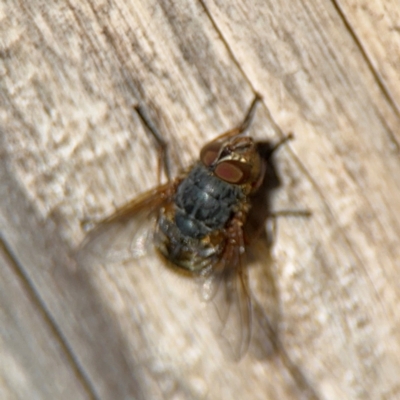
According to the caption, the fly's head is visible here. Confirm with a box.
[200,136,264,193]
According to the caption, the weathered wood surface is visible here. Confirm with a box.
[1,0,400,399]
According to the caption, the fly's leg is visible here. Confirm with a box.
[135,94,262,181]
[213,93,263,141]
[256,132,295,161]
[135,104,172,184]
[269,209,312,218]
[264,209,311,247]
[269,133,294,154]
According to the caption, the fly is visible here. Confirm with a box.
[78,94,294,360]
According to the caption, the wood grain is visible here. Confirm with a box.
[1,0,399,399]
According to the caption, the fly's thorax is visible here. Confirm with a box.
[174,164,246,237]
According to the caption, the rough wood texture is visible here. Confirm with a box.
[1,0,400,399]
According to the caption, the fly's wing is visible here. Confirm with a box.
[200,221,252,361]
[77,182,176,266]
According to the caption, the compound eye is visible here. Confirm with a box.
[214,160,251,184]
[200,141,223,167]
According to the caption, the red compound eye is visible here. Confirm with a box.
[200,141,223,167]
[214,160,251,184]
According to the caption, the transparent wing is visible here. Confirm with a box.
[200,221,252,361]
[76,182,176,266]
